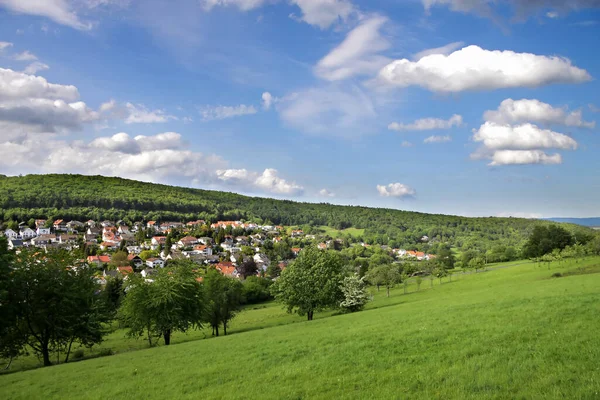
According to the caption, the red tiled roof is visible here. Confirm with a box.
[117,266,134,275]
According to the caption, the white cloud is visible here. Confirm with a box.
[413,41,464,60]
[290,0,356,29]
[473,122,578,151]
[319,188,335,197]
[202,0,356,29]
[201,0,268,11]
[12,50,37,61]
[315,15,390,81]
[378,45,591,92]
[546,11,559,18]
[389,114,462,131]
[0,41,13,51]
[0,67,79,101]
[125,103,176,124]
[89,132,184,154]
[0,67,98,138]
[277,84,377,136]
[424,135,452,143]
[0,0,92,30]
[376,183,416,198]
[23,61,49,74]
[216,168,304,195]
[401,141,413,147]
[589,104,600,113]
[262,92,274,110]
[488,150,562,166]
[200,104,258,121]
[484,98,595,128]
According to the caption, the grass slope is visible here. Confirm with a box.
[2,258,600,399]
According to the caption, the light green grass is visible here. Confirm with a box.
[2,257,600,399]
[316,225,365,238]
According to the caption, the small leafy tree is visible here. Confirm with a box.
[203,269,244,336]
[272,246,345,320]
[415,276,422,291]
[366,265,400,297]
[339,274,370,312]
[119,264,204,345]
[401,272,409,294]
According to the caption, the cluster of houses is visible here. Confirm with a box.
[3,218,437,284]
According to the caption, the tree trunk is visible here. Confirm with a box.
[147,326,153,347]
[223,321,227,336]
[41,343,52,367]
[376,284,380,292]
[163,329,171,345]
[215,325,219,337]
[430,278,433,288]
[307,310,314,321]
[3,357,13,371]
[386,286,390,297]
[64,337,75,363]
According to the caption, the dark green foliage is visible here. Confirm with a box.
[522,225,575,259]
[6,250,110,366]
[242,276,273,304]
[119,264,204,346]
[203,269,244,336]
[237,258,258,280]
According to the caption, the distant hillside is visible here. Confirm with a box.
[545,218,600,228]
[0,174,591,250]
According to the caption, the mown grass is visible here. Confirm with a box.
[315,225,366,238]
[2,257,600,399]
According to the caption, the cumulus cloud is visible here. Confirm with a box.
[378,45,591,93]
[0,67,79,101]
[315,15,390,81]
[89,132,184,154]
[216,168,304,195]
[262,92,275,110]
[23,61,50,74]
[413,41,464,60]
[277,84,377,136]
[319,188,335,197]
[376,183,416,198]
[473,122,578,150]
[0,67,99,139]
[389,114,462,131]
[0,0,92,30]
[200,104,257,121]
[484,98,595,128]
[488,150,562,166]
[424,135,452,143]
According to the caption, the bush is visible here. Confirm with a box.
[551,272,562,278]
[73,349,85,360]
[98,348,113,357]
[242,276,273,304]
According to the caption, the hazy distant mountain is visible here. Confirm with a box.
[545,218,600,227]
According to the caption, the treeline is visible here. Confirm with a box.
[0,174,595,250]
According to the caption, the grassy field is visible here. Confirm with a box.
[2,257,600,399]
[316,225,366,238]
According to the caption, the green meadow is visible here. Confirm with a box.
[2,257,600,399]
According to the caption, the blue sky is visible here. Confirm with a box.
[0,0,599,218]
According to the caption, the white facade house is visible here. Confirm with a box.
[20,227,37,239]
[37,227,51,236]
[146,258,165,268]
[4,229,19,239]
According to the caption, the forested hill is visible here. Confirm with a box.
[0,174,589,249]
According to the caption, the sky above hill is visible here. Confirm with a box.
[0,0,599,218]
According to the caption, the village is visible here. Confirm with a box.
[1,218,437,284]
